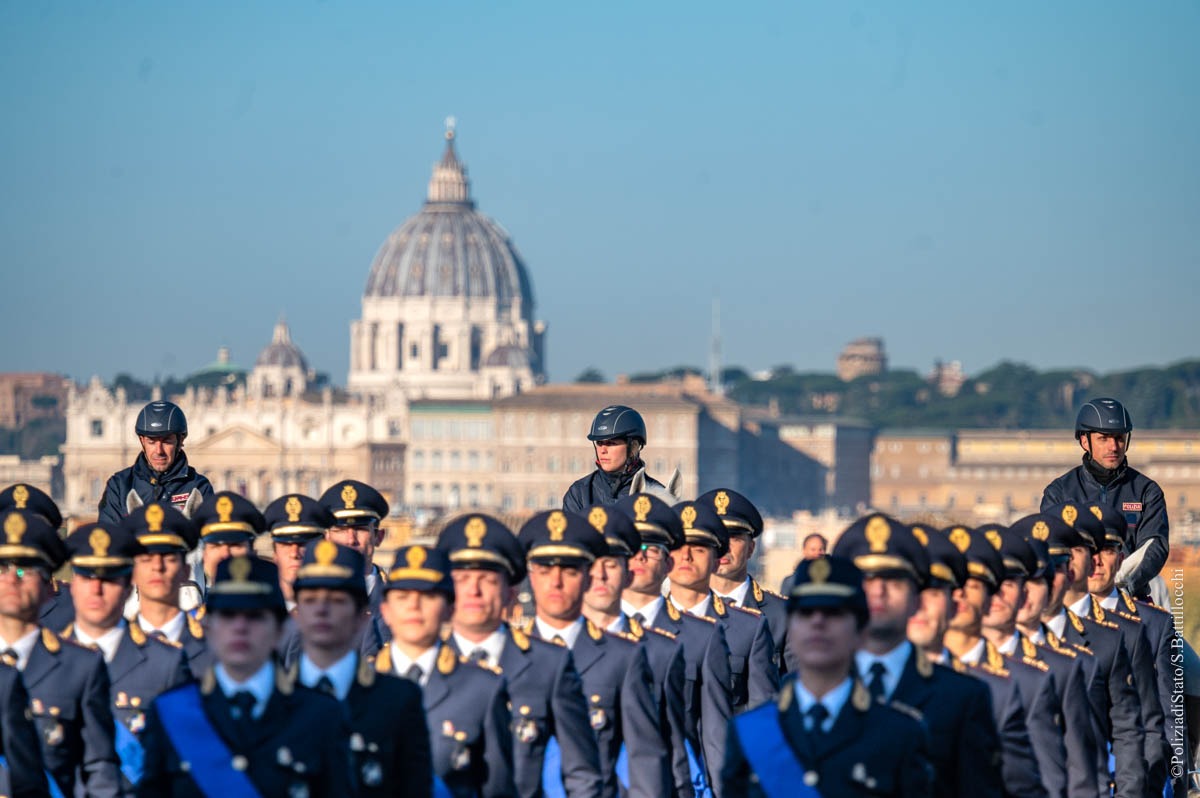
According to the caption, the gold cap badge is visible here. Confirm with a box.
[547,512,567,541]
[714,491,730,516]
[680,506,697,530]
[407,546,427,569]
[1032,521,1050,541]
[633,495,651,522]
[341,484,358,509]
[145,504,165,533]
[865,516,890,553]
[949,527,971,553]
[1089,506,1103,521]
[314,539,337,566]
[89,528,111,558]
[1061,505,1077,526]
[216,496,234,523]
[4,512,26,544]
[229,556,252,583]
[465,517,486,547]
[911,526,929,546]
[285,496,302,523]
[809,557,831,584]
[587,507,607,533]
[985,530,1002,551]
[12,485,29,509]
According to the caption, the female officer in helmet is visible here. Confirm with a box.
[563,405,663,513]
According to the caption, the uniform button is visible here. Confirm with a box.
[232,755,249,771]
[803,771,819,787]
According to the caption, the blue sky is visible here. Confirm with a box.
[1,2,1196,384]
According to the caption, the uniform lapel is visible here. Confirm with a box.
[816,691,868,759]
[498,636,531,682]
[106,628,144,684]
[891,647,933,709]
[569,626,604,676]
[422,659,451,711]
[21,632,61,689]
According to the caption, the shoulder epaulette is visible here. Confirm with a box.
[691,613,717,624]
[980,662,1010,678]
[888,699,924,722]
[1115,610,1140,624]
[1070,643,1094,657]
[1021,656,1049,672]
[648,627,676,641]
[374,645,393,673]
[732,603,763,617]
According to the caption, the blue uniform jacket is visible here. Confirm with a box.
[700,593,779,710]
[378,643,515,798]
[627,615,692,798]
[965,661,1048,798]
[22,627,122,797]
[0,661,50,798]
[98,452,213,524]
[449,626,603,798]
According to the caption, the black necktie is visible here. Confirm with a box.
[725,596,737,607]
[151,630,170,643]
[0,649,17,667]
[404,664,423,683]
[468,648,488,665]
[229,690,256,721]
[315,675,336,697]
[632,613,646,628]
[805,703,829,733]
[867,661,888,700]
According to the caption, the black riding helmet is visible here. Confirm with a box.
[1074,398,1132,442]
[135,400,188,439]
[586,405,647,445]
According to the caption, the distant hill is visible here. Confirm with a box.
[614,359,1200,430]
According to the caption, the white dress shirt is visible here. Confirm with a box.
[452,628,508,668]
[794,676,854,733]
[534,616,586,650]
[957,638,988,667]
[215,660,275,719]
[0,628,40,671]
[73,622,126,664]
[996,633,1020,656]
[854,640,912,700]
[1099,588,1121,611]
[137,611,187,643]
[298,649,358,701]
[1044,611,1068,641]
[670,593,712,618]
[621,596,664,627]
[388,643,439,687]
[1068,593,1092,619]
[714,577,752,607]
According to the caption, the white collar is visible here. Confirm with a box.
[958,638,988,667]
[215,661,275,719]
[1099,588,1120,611]
[388,642,440,687]
[854,641,911,700]
[621,595,663,627]
[364,567,379,596]
[298,650,358,701]
[669,592,712,618]
[137,611,186,643]
[452,628,507,668]
[794,675,854,732]
[0,627,41,671]
[606,615,628,634]
[1068,593,1092,618]
[1045,611,1068,641]
[1028,626,1048,645]
[996,633,1020,656]
[535,616,585,650]
[715,577,752,607]
[73,621,127,664]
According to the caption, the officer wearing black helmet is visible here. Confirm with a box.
[1041,397,1168,599]
[563,406,663,514]
[98,400,214,524]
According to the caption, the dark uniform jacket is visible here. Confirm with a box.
[699,593,779,710]
[727,577,794,674]
[1041,461,1168,596]
[38,582,74,631]
[1008,632,1102,798]
[562,470,664,514]
[532,620,667,798]
[448,626,602,798]
[976,642,1061,798]
[1057,610,1146,797]
[313,654,433,798]
[965,662,1048,798]
[63,622,191,735]
[377,642,515,798]
[98,452,214,524]
[627,616,692,798]
[137,665,356,797]
[649,599,734,797]
[174,608,214,676]
[721,677,934,798]
[891,647,1003,798]
[0,661,50,798]
[21,627,122,797]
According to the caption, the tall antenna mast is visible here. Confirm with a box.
[709,296,724,396]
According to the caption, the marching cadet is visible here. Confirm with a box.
[265,493,332,669]
[699,488,793,675]
[123,503,212,675]
[904,524,1042,798]
[0,483,74,630]
[0,508,122,796]
[721,555,934,797]
[291,539,433,798]
[830,514,1005,798]
[517,510,667,798]
[1085,501,1183,797]
[0,658,51,798]
[667,500,779,710]
[1028,507,1146,798]
[137,555,356,797]
[982,523,1101,798]
[376,544,515,798]
[1050,501,1166,794]
[581,505,691,797]
[436,513,604,798]
[61,521,192,787]
[192,491,266,588]
[614,492,732,798]
[320,480,391,643]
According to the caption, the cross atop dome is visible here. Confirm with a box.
[429,118,470,204]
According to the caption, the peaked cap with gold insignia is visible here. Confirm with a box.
[207,555,286,613]
[1010,511,1086,557]
[584,504,640,557]
[319,480,388,527]
[833,513,930,586]
[293,539,367,598]
[121,502,199,553]
[0,508,66,569]
[518,510,606,565]
[696,488,763,538]
[66,522,142,576]
[0,483,62,528]
[786,555,868,623]
[613,493,684,549]
[384,545,454,596]
[436,513,526,582]
[193,491,266,544]
[264,493,335,541]
[672,500,729,556]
